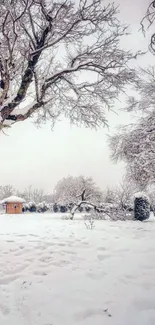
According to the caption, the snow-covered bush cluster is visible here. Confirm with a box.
[22,202,92,214]
[52,203,94,214]
[23,201,49,213]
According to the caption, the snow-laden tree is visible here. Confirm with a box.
[109,110,155,189]
[0,0,138,130]
[109,1,155,190]
[54,175,103,218]
[54,175,103,204]
[124,1,155,114]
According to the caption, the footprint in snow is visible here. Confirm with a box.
[134,298,155,310]
[0,303,10,315]
[82,241,89,246]
[57,243,66,247]
[15,234,27,237]
[0,274,20,285]
[74,308,112,321]
[33,271,47,276]
[97,254,111,261]
[86,271,107,279]
[97,247,107,252]
[62,250,76,255]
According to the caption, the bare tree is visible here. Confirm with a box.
[0,184,15,199]
[103,187,116,204]
[0,0,138,131]
[115,177,137,212]
[31,188,46,203]
[100,180,136,219]
[20,185,46,203]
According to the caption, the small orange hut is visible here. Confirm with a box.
[1,196,25,214]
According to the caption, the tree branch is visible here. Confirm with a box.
[0,0,138,130]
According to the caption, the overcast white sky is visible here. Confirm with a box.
[0,0,152,193]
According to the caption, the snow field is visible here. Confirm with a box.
[0,213,155,325]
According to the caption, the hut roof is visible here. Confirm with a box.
[1,196,25,204]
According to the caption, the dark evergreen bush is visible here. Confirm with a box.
[134,193,150,221]
[60,205,68,213]
[29,203,37,213]
[37,202,49,213]
[53,203,59,213]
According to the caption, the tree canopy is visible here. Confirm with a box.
[109,2,155,189]
[140,1,155,53]
[0,0,137,130]
[54,175,103,205]
[109,112,155,189]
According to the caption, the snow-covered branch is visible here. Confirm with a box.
[0,0,138,129]
[70,200,111,220]
[140,1,155,53]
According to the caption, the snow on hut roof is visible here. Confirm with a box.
[1,196,25,204]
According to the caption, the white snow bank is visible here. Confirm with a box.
[1,195,25,203]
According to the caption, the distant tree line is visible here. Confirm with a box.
[0,175,154,219]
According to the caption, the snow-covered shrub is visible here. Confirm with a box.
[53,203,59,213]
[90,211,109,220]
[37,201,49,213]
[23,201,50,213]
[87,203,134,221]
[22,202,36,212]
[60,205,68,213]
[84,214,95,229]
[134,192,150,221]
[67,203,74,212]
[47,203,54,212]
[29,202,37,212]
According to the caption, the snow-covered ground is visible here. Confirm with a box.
[0,213,155,325]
